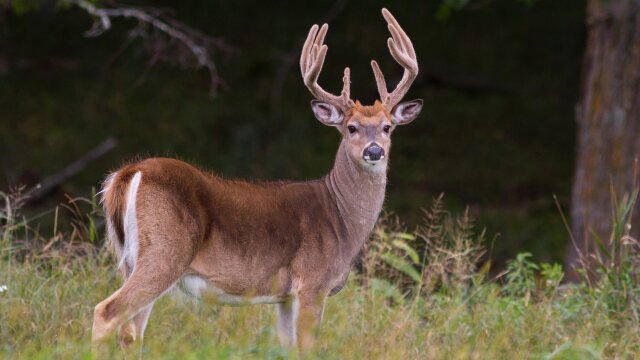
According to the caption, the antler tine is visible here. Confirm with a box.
[382,8,416,59]
[371,60,389,104]
[342,67,355,107]
[300,23,353,112]
[371,8,419,109]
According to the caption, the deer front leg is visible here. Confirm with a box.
[276,298,298,347]
[295,291,327,350]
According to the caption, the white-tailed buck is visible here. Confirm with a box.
[93,8,422,350]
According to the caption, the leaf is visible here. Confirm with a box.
[382,253,421,283]
[591,229,611,260]
[394,232,416,241]
[478,260,492,277]
[392,239,420,264]
[516,252,531,260]
[88,216,96,243]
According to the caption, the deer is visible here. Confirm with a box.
[92,8,422,351]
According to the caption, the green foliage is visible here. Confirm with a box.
[505,252,539,297]
[367,195,485,300]
[540,262,563,291]
[6,0,43,14]
[2,194,640,358]
[437,0,538,21]
[381,249,422,284]
[588,187,640,317]
[436,0,471,21]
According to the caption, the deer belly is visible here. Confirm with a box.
[177,275,286,306]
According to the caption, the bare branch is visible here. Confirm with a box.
[26,138,118,205]
[64,0,233,97]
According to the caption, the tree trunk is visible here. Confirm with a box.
[567,0,640,282]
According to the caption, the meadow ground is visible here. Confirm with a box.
[1,194,639,359]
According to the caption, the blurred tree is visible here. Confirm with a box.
[567,0,640,281]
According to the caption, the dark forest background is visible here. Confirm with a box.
[0,0,586,268]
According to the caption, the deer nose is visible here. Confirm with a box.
[363,144,385,161]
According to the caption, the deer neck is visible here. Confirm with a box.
[324,140,387,250]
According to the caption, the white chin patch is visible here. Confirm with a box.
[363,157,387,172]
[363,154,385,164]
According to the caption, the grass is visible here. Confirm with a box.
[1,192,639,359]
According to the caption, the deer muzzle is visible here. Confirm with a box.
[363,144,385,162]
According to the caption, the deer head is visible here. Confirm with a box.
[300,8,422,172]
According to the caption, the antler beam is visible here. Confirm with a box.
[300,24,355,112]
[371,8,419,109]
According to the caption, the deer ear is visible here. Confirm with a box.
[391,99,423,125]
[311,100,344,126]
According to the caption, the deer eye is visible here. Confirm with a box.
[383,125,391,133]
[347,125,357,134]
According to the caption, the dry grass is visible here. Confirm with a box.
[1,191,639,359]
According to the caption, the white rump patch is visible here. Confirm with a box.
[121,171,142,271]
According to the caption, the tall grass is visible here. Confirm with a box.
[1,191,639,359]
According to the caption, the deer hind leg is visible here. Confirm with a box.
[99,256,157,348]
[110,265,138,348]
[116,301,156,348]
[92,229,195,345]
[92,252,188,345]
[110,264,156,348]
[94,172,200,347]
